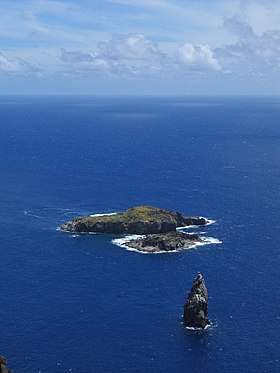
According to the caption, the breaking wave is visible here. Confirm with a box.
[90,212,118,217]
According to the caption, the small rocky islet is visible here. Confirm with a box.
[0,356,13,373]
[60,206,212,253]
[183,272,210,329]
[122,231,203,253]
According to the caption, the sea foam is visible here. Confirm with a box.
[90,212,118,217]
[184,323,212,331]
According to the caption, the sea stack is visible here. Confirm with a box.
[0,356,13,373]
[183,272,209,329]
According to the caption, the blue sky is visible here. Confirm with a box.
[0,0,280,95]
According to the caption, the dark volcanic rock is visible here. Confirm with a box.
[175,214,208,227]
[0,356,13,373]
[125,231,203,253]
[183,273,209,329]
[59,206,208,235]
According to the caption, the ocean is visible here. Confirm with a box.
[0,96,279,372]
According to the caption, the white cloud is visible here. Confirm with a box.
[0,52,39,75]
[175,43,222,71]
[216,17,280,74]
[60,34,167,78]
[223,17,254,40]
[1,0,280,92]
[238,0,280,34]
[60,34,222,78]
[98,33,163,61]
[61,48,97,64]
[60,48,109,74]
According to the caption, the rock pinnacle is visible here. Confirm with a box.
[183,272,210,329]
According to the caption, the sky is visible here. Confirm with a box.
[0,0,280,95]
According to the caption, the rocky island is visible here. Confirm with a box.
[120,231,203,253]
[183,272,210,329]
[59,206,213,253]
[60,206,209,234]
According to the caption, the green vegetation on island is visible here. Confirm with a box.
[59,205,208,235]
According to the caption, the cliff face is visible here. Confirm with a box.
[59,206,208,234]
[183,273,209,329]
[0,356,13,373]
[60,218,176,235]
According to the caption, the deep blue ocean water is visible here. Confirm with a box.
[0,96,279,373]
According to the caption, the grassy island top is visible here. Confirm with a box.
[75,206,179,223]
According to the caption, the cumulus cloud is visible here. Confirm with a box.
[59,21,280,82]
[98,33,164,61]
[60,34,166,78]
[223,17,254,40]
[60,33,222,78]
[60,48,109,74]
[60,47,142,79]
[175,43,222,71]
[0,52,39,75]
[216,17,280,74]
[61,49,97,64]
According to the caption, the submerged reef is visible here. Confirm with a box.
[60,206,208,235]
[183,272,210,329]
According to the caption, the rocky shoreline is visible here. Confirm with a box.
[59,206,209,235]
[59,206,216,253]
[117,231,204,253]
